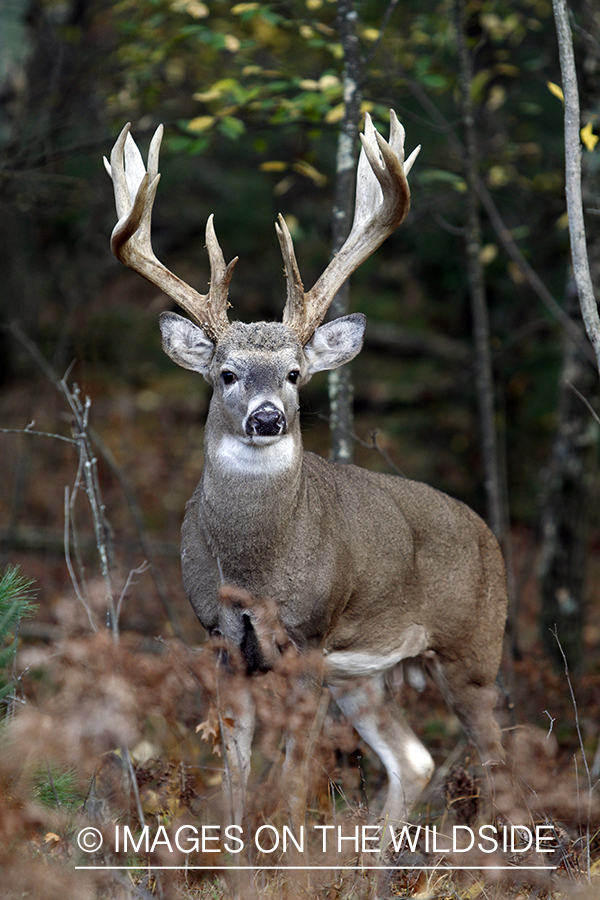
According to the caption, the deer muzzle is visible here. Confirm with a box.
[245,402,287,438]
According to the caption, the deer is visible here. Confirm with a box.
[105,112,507,844]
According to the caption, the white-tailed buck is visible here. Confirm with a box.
[105,113,507,837]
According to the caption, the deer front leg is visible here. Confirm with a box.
[217,674,255,829]
[281,684,330,840]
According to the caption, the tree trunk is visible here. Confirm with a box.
[454,1,509,545]
[327,0,362,463]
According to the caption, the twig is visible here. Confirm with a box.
[123,745,146,829]
[364,0,400,68]
[0,424,76,445]
[89,426,182,638]
[544,709,556,738]
[566,380,600,426]
[476,180,596,366]
[61,377,117,637]
[115,561,150,629]
[64,486,97,631]
[317,413,405,476]
[552,626,592,881]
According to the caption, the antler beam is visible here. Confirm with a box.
[280,110,420,345]
[105,123,235,342]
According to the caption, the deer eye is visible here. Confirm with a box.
[221,371,237,385]
[287,370,300,385]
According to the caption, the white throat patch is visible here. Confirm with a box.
[215,433,297,476]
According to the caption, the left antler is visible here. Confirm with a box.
[278,110,420,345]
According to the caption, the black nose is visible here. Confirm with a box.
[245,403,286,437]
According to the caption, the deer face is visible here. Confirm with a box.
[159,311,367,448]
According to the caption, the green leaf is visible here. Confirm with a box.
[218,115,246,140]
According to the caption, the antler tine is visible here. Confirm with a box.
[276,214,306,325]
[105,123,234,342]
[281,110,420,345]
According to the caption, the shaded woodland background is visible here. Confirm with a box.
[0,1,600,897]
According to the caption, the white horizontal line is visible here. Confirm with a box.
[75,865,558,871]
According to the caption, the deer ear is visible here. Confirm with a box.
[303,313,366,375]
[159,311,215,376]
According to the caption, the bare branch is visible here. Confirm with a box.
[0,423,77,445]
[552,625,593,881]
[566,380,600,426]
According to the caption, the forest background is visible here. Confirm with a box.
[0,0,599,897]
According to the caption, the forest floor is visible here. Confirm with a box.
[1,370,599,900]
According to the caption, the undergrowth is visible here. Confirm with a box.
[0,621,599,900]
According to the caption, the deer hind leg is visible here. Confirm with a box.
[330,675,434,830]
[429,657,504,768]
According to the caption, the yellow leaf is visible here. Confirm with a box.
[581,121,599,151]
[362,27,380,42]
[44,832,61,843]
[487,164,510,188]
[293,160,327,187]
[193,89,222,102]
[479,244,498,266]
[259,161,288,172]
[325,103,345,124]
[224,34,241,52]
[547,81,564,102]
[170,0,208,17]
[187,116,216,133]
[318,74,340,92]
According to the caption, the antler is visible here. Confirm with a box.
[104,123,235,342]
[278,110,420,345]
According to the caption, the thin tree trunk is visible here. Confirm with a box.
[552,0,600,375]
[327,0,362,463]
[454,1,505,541]
[455,1,518,656]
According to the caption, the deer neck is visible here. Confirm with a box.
[200,416,304,558]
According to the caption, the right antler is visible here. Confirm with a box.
[104,123,236,343]
[278,111,420,345]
